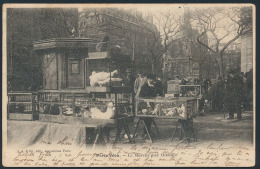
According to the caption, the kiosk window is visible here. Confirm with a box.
[70,60,80,74]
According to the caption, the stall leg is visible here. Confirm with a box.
[181,124,188,142]
[103,127,110,143]
[115,123,122,143]
[171,122,179,142]
[152,119,160,138]
[131,118,141,141]
[189,118,197,142]
[143,120,153,142]
[123,123,132,143]
[92,127,100,150]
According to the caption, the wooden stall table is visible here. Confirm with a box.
[171,115,197,144]
[114,115,133,143]
[39,114,133,146]
[131,117,160,142]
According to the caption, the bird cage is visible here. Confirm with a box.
[86,43,134,92]
[37,90,134,125]
[135,97,198,120]
[7,92,38,120]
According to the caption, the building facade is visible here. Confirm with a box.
[240,31,253,73]
[222,42,241,73]
[78,8,159,76]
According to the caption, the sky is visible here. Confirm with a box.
[78,4,252,47]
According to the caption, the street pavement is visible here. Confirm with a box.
[108,111,254,146]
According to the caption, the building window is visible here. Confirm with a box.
[70,59,80,74]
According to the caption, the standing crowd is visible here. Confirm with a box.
[202,68,253,120]
[132,68,253,121]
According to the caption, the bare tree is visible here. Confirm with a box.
[79,8,182,76]
[190,40,208,80]
[141,9,182,75]
[192,6,252,78]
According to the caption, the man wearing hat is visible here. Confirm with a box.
[224,69,245,120]
[123,69,135,88]
[139,74,158,138]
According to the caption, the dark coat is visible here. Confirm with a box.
[224,74,245,112]
[139,83,157,98]
[154,80,164,97]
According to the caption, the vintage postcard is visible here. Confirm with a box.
[2,3,255,167]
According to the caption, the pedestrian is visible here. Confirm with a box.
[139,74,157,138]
[154,77,164,97]
[124,69,135,88]
[134,70,147,98]
[224,69,244,120]
[199,94,205,116]
[174,76,181,83]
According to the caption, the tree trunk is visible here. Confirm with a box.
[151,62,155,74]
[199,63,203,80]
[215,53,225,79]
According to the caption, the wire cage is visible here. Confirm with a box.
[37,90,134,124]
[135,97,198,120]
[86,44,134,91]
[7,92,38,120]
[179,85,202,97]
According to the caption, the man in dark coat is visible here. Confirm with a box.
[224,69,244,119]
[139,74,157,138]
[154,77,164,97]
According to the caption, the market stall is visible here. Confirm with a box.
[6,38,135,146]
[133,96,198,143]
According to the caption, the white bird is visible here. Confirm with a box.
[177,104,186,118]
[90,102,115,119]
[152,104,160,115]
[96,77,123,87]
[89,70,118,87]
[96,78,110,87]
[90,107,103,118]
[63,107,73,115]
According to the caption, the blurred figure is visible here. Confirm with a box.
[139,74,157,138]
[124,69,135,88]
[154,77,164,97]
[174,75,181,83]
[194,77,200,85]
[224,69,244,120]
[202,79,211,95]
[134,70,147,98]
[199,94,205,116]
[180,78,188,85]
[244,69,253,110]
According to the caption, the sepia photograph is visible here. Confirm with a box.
[2,3,255,167]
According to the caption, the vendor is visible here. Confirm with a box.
[134,70,147,98]
[139,74,157,138]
